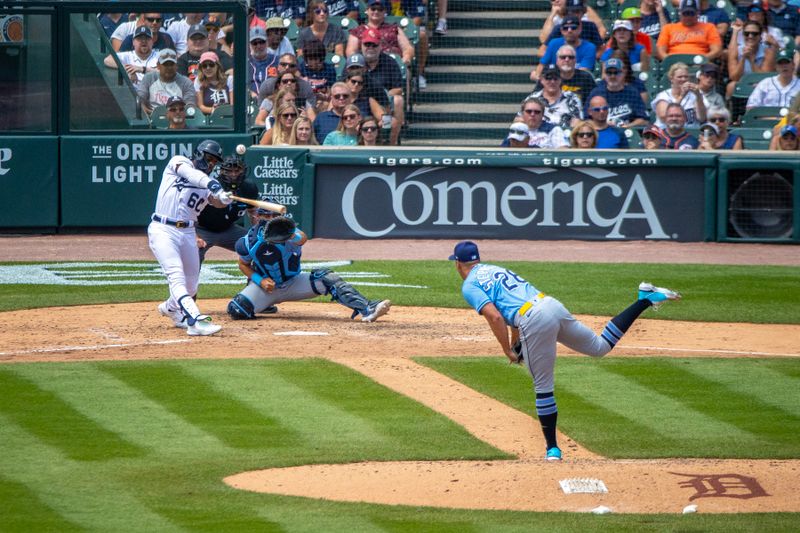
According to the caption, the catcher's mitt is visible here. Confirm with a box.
[262,216,296,243]
[512,340,523,363]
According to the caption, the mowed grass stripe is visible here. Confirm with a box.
[680,359,800,418]
[0,475,82,532]
[271,359,506,461]
[603,359,800,455]
[183,360,386,449]
[12,363,228,456]
[0,368,144,461]
[0,415,180,532]
[103,362,301,450]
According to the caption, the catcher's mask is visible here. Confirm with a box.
[218,155,246,190]
[260,216,296,243]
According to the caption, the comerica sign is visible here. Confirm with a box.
[316,166,707,241]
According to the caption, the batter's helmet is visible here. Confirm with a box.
[218,155,246,190]
[261,216,296,243]
[193,139,223,174]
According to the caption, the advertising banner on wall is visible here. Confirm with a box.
[245,147,314,232]
[0,136,58,228]
[60,134,250,227]
[313,156,712,241]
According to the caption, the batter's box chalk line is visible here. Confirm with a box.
[559,478,609,494]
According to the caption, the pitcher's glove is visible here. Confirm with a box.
[512,340,523,363]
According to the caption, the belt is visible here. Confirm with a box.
[518,293,545,316]
[151,214,194,228]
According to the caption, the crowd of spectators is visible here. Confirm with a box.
[509,0,800,150]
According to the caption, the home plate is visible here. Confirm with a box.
[273,331,330,336]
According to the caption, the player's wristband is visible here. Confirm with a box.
[251,273,263,286]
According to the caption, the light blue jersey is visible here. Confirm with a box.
[461,263,542,326]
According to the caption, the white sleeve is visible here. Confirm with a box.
[746,80,767,108]
[111,21,132,41]
[171,156,212,188]
[551,127,568,148]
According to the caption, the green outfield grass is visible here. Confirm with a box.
[1,260,799,323]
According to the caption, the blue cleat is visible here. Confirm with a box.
[638,282,681,309]
[546,447,562,461]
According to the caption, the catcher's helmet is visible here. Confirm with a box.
[261,216,296,243]
[193,139,223,174]
[218,155,246,190]
[255,196,283,217]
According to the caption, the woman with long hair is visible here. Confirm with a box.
[258,102,299,145]
[322,104,361,145]
[357,116,381,146]
[274,70,317,121]
[255,87,296,128]
[288,116,319,145]
[194,51,232,115]
[651,62,706,129]
[297,0,347,56]
[569,120,598,148]
[600,20,649,73]
[726,19,778,100]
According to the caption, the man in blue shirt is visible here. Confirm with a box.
[768,0,800,47]
[698,0,731,38]
[587,95,630,148]
[450,240,681,461]
[586,58,649,127]
[534,16,597,82]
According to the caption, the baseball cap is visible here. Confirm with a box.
[562,15,581,26]
[188,23,208,38]
[158,48,177,64]
[642,124,662,137]
[346,53,367,68]
[199,51,219,64]
[542,64,561,79]
[133,25,153,39]
[448,241,480,262]
[780,125,798,137]
[362,28,381,44]
[265,17,287,30]
[776,48,792,63]
[748,0,764,12]
[699,122,719,135]
[249,26,267,42]
[166,95,185,108]
[612,20,633,32]
[699,63,719,75]
[605,57,623,71]
[679,0,699,13]
[621,7,642,19]
[507,122,530,141]
[565,0,585,10]
[367,0,385,6]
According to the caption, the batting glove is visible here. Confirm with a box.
[215,190,234,205]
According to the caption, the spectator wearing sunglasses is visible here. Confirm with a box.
[345,0,415,67]
[178,24,234,82]
[112,12,176,53]
[586,58,648,128]
[600,20,649,74]
[640,124,665,149]
[586,95,629,148]
[655,0,722,61]
[259,102,300,145]
[345,71,386,124]
[519,96,569,148]
[727,20,778,100]
[540,0,606,56]
[257,53,317,109]
[358,116,382,146]
[194,52,232,115]
[314,81,353,142]
[525,65,583,129]
[534,44,596,105]
[323,104,362,145]
[705,107,743,149]
[533,16,596,82]
[569,121,598,148]
[501,122,532,148]
[697,63,725,111]
[255,87,298,128]
[298,0,348,56]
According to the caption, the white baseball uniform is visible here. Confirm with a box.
[148,155,213,321]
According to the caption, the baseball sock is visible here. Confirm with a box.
[601,300,651,348]
[536,392,558,450]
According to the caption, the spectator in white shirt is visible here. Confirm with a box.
[104,25,159,87]
[747,48,800,109]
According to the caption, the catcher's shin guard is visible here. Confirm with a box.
[310,268,370,317]
[227,294,256,320]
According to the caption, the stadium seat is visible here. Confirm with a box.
[206,104,234,128]
[731,72,773,101]
[623,126,642,147]
[284,18,299,43]
[330,16,354,30]
[149,105,169,129]
[185,108,207,128]
[657,53,707,76]
[732,127,773,149]
[328,53,345,78]
[740,106,788,128]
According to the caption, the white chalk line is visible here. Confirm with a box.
[0,339,191,357]
[616,345,799,357]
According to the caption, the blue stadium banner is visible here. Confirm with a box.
[245,147,314,232]
[60,134,250,227]
[312,152,716,241]
[0,136,59,228]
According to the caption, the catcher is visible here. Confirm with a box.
[227,208,391,322]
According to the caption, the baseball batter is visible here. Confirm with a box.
[149,139,234,336]
[450,241,681,461]
[227,210,391,322]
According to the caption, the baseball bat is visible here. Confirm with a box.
[229,195,287,214]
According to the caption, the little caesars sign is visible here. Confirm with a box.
[315,166,707,241]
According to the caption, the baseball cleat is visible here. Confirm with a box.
[262,305,278,315]
[158,302,188,329]
[362,300,391,322]
[545,447,562,461]
[638,282,681,309]
[187,315,222,336]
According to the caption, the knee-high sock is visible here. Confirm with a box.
[601,299,651,349]
[536,391,558,450]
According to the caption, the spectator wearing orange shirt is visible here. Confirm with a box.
[655,0,722,61]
